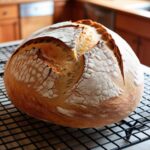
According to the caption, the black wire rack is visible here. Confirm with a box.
[0,42,150,150]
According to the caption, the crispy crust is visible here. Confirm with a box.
[4,69,143,128]
[76,19,124,81]
[4,19,144,128]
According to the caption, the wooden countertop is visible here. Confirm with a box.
[79,0,150,19]
[0,0,48,5]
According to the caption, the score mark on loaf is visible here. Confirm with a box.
[4,20,144,128]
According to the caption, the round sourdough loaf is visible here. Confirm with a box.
[4,20,144,128]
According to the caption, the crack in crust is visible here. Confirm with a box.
[76,19,124,81]
[8,20,124,102]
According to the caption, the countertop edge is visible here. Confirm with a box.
[79,0,150,19]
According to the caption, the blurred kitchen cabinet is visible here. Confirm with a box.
[139,38,150,66]
[84,3,115,30]
[71,1,85,21]
[20,16,53,38]
[0,5,20,42]
[54,0,84,23]
[0,1,53,42]
[115,12,150,66]
[0,19,19,42]
[54,0,72,22]
[20,1,53,38]
[115,28,139,55]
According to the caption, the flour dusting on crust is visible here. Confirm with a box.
[66,45,123,106]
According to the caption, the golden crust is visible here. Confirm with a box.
[4,19,144,128]
[76,19,124,81]
[4,69,143,128]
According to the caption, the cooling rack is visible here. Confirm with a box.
[0,42,150,150]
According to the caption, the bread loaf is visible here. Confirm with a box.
[4,20,144,128]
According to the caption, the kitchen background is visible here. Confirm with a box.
[0,0,149,66]
[0,1,150,150]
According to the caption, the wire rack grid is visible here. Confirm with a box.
[0,42,150,150]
